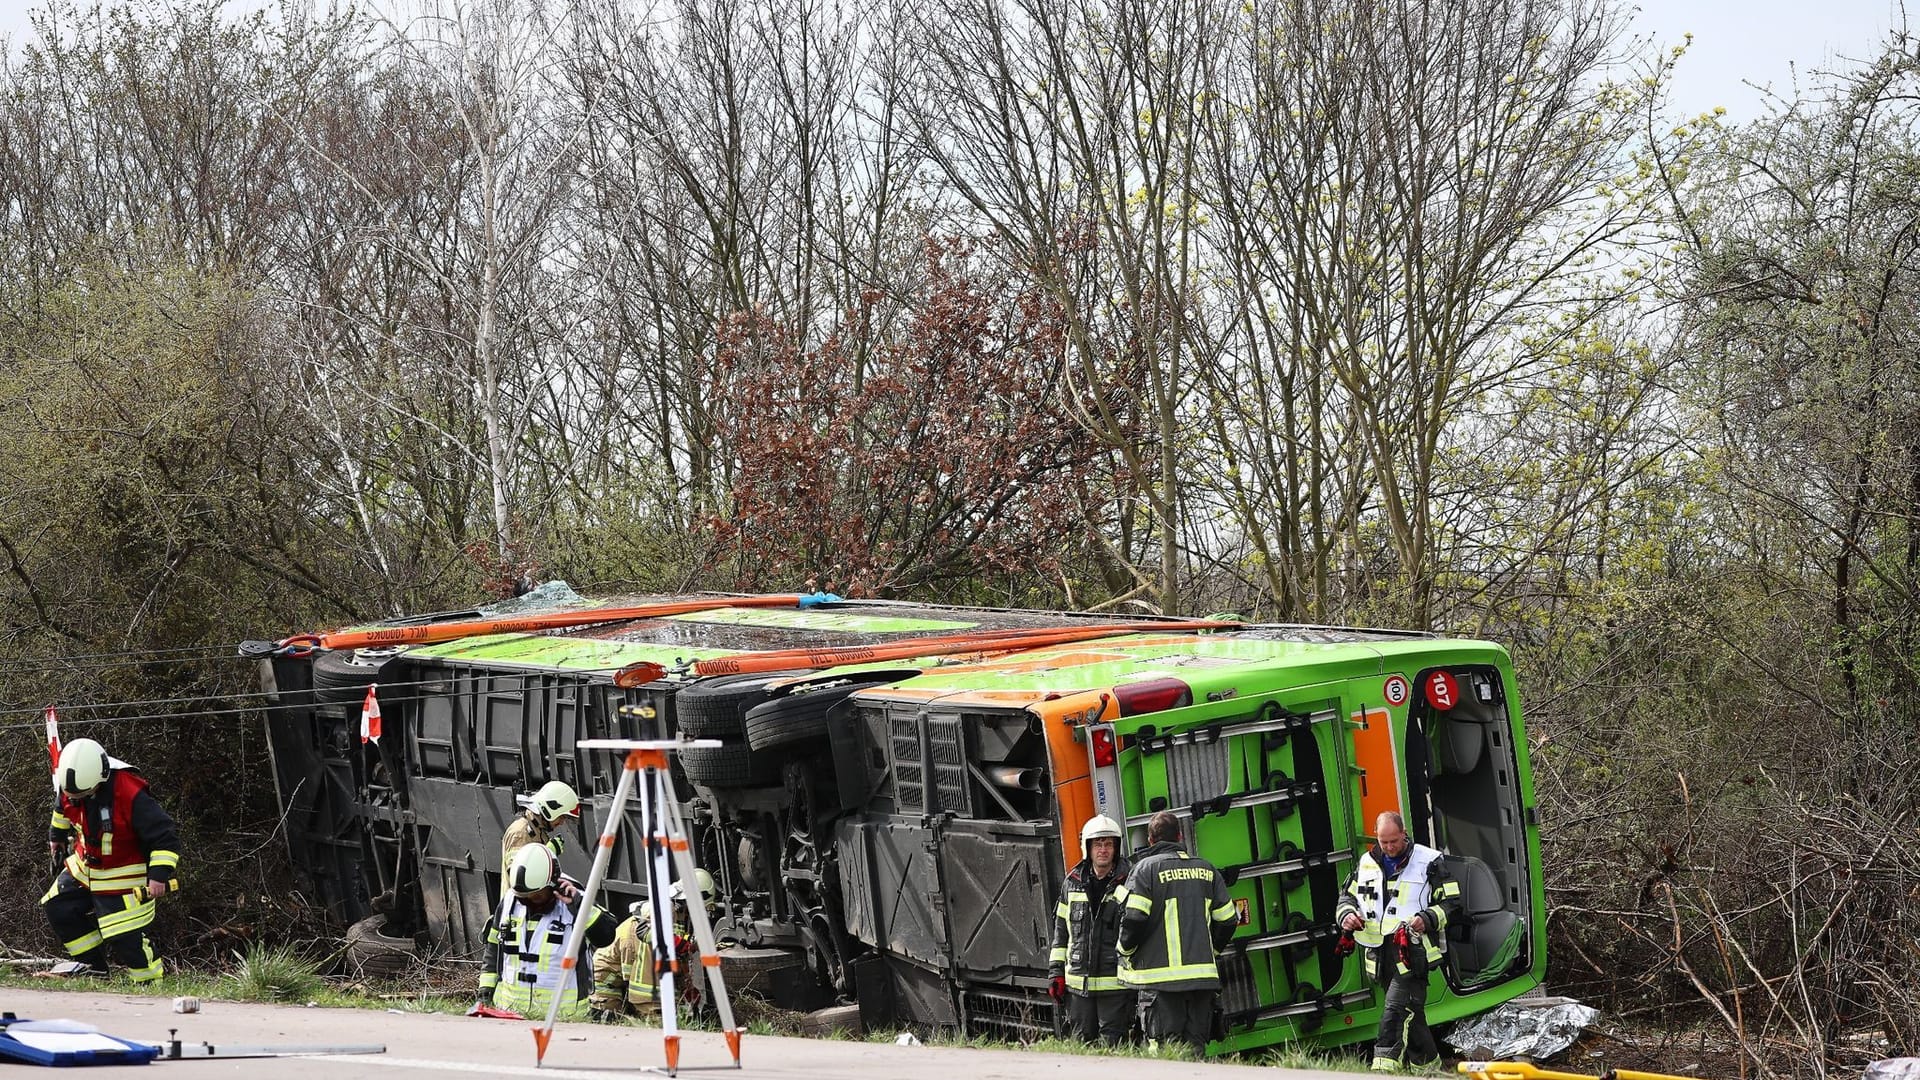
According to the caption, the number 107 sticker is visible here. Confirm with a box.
[1382,675,1410,706]
[1424,671,1460,710]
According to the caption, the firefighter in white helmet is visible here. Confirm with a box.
[1047,815,1136,1043]
[590,868,718,1022]
[500,780,579,886]
[42,738,181,983]
[475,844,615,1021]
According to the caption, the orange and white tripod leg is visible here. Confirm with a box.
[533,754,638,1066]
[660,777,741,1068]
[638,758,683,1075]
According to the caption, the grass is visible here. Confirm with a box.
[226,944,328,1003]
[0,946,472,1015]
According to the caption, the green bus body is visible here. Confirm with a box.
[261,598,1544,1053]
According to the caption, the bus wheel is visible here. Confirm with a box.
[679,743,778,788]
[676,672,806,739]
[743,677,895,753]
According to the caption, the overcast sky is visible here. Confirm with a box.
[1637,0,1905,120]
[0,0,1905,123]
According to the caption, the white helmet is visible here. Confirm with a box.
[668,868,717,911]
[508,844,558,897]
[57,738,110,797]
[531,780,579,823]
[1079,815,1123,859]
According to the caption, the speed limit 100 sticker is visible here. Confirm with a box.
[1382,674,1410,706]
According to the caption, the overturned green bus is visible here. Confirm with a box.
[252,593,1541,1054]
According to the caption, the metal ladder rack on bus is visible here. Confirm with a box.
[533,734,742,1076]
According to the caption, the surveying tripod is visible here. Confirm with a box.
[534,737,741,1075]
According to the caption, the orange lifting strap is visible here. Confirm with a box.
[682,620,1241,677]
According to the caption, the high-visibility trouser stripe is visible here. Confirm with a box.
[61,930,105,956]
[1120,962,1221,986]
[1164,898,1182,970]
[113,917,163,984]
[97,893,157,938]
[126,956,165,983]
[479,972,501,990]
[1065,973,1127,992]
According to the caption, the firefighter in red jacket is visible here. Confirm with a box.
[42,738,181,982]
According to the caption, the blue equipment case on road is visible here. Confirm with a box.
[0,1012,161,1067]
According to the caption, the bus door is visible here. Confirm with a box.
[1399,664,1534,989]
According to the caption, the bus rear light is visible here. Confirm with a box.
[1090,726,1117,767]
[1114,678,1192,717]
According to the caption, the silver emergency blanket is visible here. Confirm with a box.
[1444,998,1600,1061]
[1866,1061,1920,1078]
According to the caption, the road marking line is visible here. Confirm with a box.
[328,1055,666,1078]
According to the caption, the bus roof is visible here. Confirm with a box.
[377,596,1504,699]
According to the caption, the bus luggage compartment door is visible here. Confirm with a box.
[835,819,950,969]
[938,819,1061,978]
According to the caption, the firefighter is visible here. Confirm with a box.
[476,845,615,1021]
[41,738,180,983]
[1116,811,1239,1055]
[1336,810,1465,1073]
[590,869,717,1022]
[500,780,579,881]
[1048,814,1135,1044]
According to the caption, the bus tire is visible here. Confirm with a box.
[311,650,395,708]
[743,677,895,753]
[344,913,417,979]
[678,743,778,788]
[675,672,804,739]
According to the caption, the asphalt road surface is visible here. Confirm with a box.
[0,989,1382,1079]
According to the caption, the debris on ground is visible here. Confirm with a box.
[1446,996,1600,1062]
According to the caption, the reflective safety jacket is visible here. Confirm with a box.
[479,894,615,1021]
[48,766,181,895]
[1048,855,1132,993]
[500,810,565,879]
[1115,841,1239,992]
[592,912,660,1012]
[590,911,706,1015]
[1335,843,1463,969]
